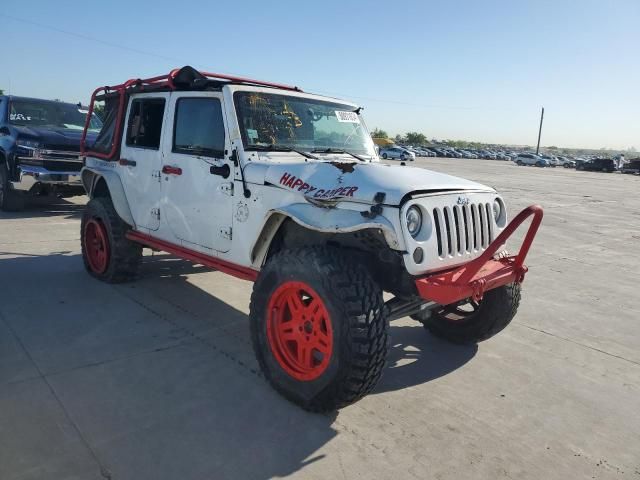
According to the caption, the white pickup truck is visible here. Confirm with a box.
[79,67,543,411]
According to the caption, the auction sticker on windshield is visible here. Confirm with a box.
[335,110,359,123]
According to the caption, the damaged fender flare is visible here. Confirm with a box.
[81,167,136,228]
[250,203,403,267]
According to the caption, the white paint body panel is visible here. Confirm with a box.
[160,91,233,253]
[118,92,171,231]
[82,85,506,277]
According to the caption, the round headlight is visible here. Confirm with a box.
[406,206,422,238]
[492,200,502,221]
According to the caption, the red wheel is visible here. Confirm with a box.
[250,247,388,411]
[266,281,333,381]
[83,218,110,274]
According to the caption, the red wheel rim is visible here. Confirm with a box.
[84,218,110,274]
[266,281,333,381]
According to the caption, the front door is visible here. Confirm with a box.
[160,92,233,253]
[119,94,169,231]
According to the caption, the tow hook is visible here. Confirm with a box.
[471,279,487,302]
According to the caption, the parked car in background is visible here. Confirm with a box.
[540,154,559,167]
[514,153,549,167]
[576,158,616,172]
[556,156,576,168]
[0,95,101,210]
[422,148,436,157]
[379,146,415,161]
[621,158,640,175]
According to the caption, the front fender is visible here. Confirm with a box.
[251,203,404,265]
[81,166,136,227]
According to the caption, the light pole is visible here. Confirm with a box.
[535,107,544,155]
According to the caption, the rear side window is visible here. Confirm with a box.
[173,98,225,158]
[126,98,166,149]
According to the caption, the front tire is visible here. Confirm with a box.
[382,153,388,159]
[250,247,389,412]
[81,196,142,283]
[0,164,25,211]
[416,284,521,344]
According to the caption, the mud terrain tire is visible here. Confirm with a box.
[0,164,25,211]
[81,196,141,283]
[416,283,521,344]
[250,247,389,412]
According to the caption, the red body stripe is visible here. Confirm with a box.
[126,231,259,282]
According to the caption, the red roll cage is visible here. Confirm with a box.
[80,66,302,160]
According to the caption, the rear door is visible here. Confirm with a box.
[160,92,233,253]
[119,94,169,231]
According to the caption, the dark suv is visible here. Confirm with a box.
[621,159,640,175]
[576,158,616,173]
[0,96,101,210]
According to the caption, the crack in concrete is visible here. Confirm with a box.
[516,322,640,367]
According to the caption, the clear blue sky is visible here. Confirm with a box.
[2,0,638,149]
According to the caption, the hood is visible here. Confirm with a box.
[13,126,97,150]
[252,159,493,205]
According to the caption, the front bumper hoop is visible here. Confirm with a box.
[415,205,544,305]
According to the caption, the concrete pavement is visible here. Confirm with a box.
[0,158,638,479]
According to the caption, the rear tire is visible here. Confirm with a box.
[0,164,25,211]
[416,284,521,344]
[382,153,388,159]
[517,160,524,166]
[81,196,142,283]
[250,246,389,412]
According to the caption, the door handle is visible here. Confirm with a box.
[119,158,137,167]
[210,164,230,179]
[162,165,182,175]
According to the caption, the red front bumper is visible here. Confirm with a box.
[415,205,543,305]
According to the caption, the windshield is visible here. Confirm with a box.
[234,91,376,157]
[9,99,103,132]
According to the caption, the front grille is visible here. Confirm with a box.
[41,144,80,153]
[18,158,83,173]
[432,203,494,258]
[39,150,82,161]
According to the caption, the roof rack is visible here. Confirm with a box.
[100,66,302,96]
[81,66,303,159]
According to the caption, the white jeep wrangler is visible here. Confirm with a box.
[80,67,543,411]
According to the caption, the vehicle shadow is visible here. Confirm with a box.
[373,323,477,394]
[137,254,477,396]
[0,251,475,480]
[0,196,85,220]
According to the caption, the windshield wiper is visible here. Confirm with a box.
[246,144,318,160]
[311,148,367,162]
